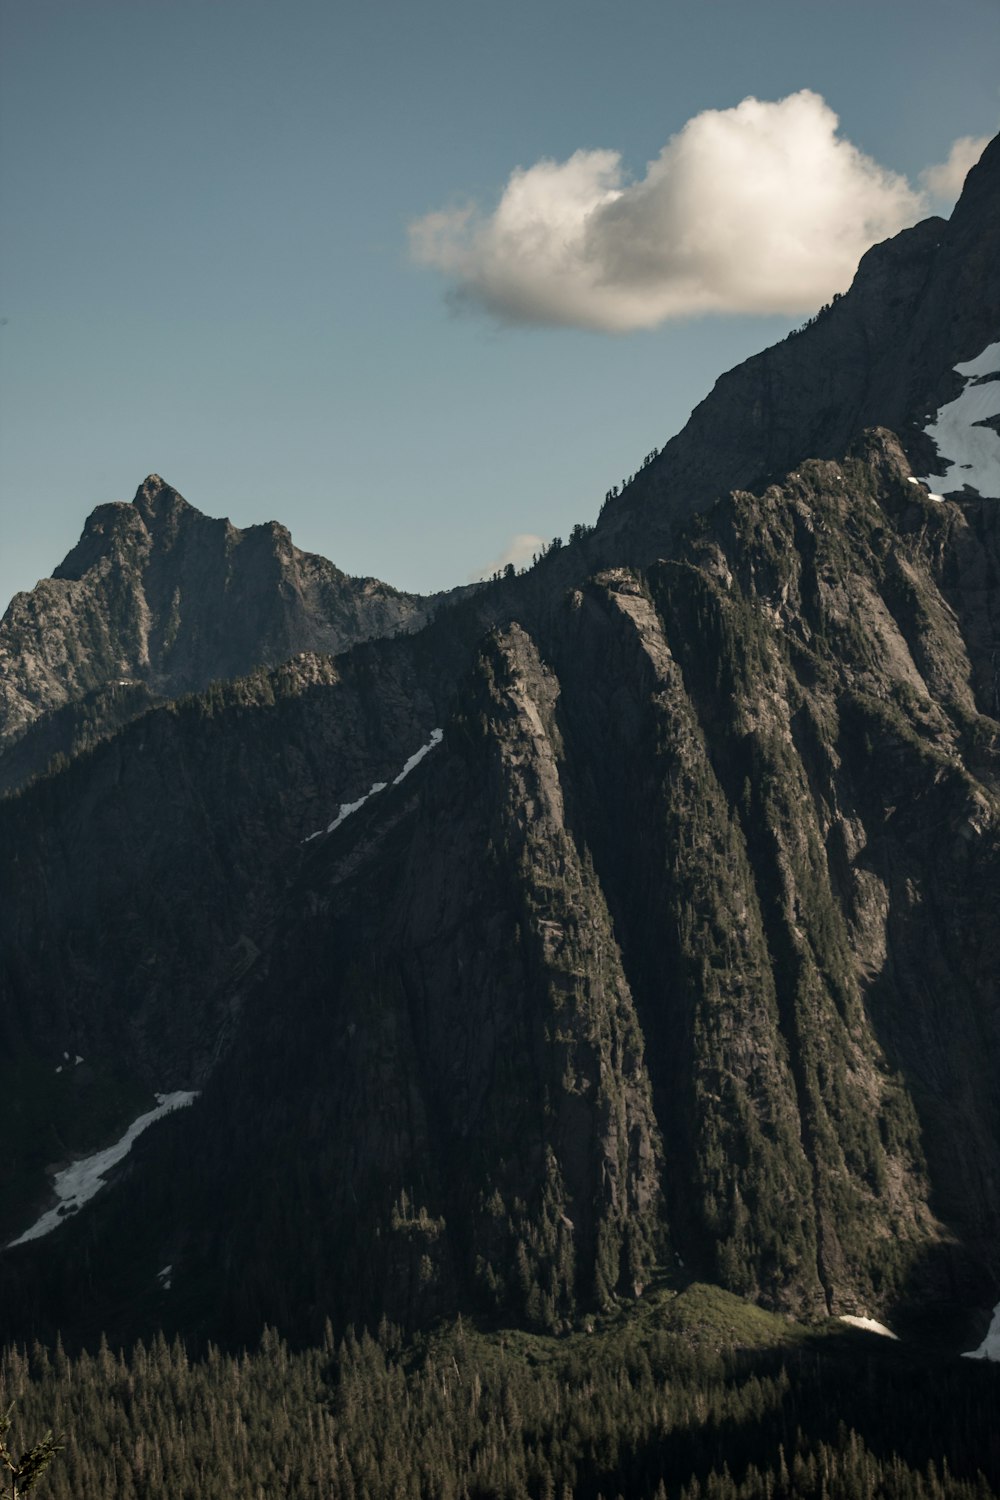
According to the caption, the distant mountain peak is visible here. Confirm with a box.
[131,473,195,526]
[0,478,451,787]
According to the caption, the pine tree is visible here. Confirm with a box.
[0,1406,63,1499]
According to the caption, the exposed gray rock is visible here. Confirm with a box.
[597,134,1000,559]
[0,474,464,790]
[1,137,999,1354]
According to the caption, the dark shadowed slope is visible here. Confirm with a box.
[1,137,998,1355]
[4,434,998,1353]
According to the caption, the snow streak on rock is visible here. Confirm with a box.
[392,727,444,783]
[7,1091,199,1247]
[838,1314,898,1340]
[304,729,443,842]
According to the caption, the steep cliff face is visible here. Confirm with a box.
[4,430,998,1350]
[0,474,459,790]
[1,140,999,1353]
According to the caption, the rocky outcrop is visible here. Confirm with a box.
[0,474,462,790]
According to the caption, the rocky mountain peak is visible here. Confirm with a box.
[952,128,1000,229]
[51,500,149,581]
[131,473,195,529]
[595,129,999,559]
[52,476,200,582]
[0,479,450,790]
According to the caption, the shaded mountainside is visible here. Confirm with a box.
[1,135,999,1363]
[4,432,999,1356]
[597,132,1000,559]
[0,597,495,1243]
[0,474,467,793]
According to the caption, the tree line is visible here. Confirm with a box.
[2,1293,997,1499]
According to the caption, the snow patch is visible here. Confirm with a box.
[920,340,1000,499]
[956,343,1000,380]
[393,727,444,784]
[303,729,444,842]
[963,1300,1000,1361]
[838,1314,898,1340]
[906,476,944,503]
[6,1091,199,1248]
[157,1264,173,1292]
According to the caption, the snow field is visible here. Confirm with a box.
[7,1091,199,1247]
[920,340,1000,499]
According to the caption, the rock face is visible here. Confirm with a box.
[0,139,998,1353]
[0,474,457,791]
[597,132,1000,556]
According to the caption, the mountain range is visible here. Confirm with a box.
[1,133,999,1370]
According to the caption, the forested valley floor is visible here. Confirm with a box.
[3,1283,997,1500]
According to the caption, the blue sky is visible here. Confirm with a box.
[2,0,998,609]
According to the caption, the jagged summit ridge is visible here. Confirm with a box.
[129,472,196,530]
[597,129,1000,553]
[53,475,291,582]
[0,476,445,784]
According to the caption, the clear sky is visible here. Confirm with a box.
[2,0,998,610]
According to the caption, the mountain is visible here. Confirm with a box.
[0,473,467,794]
[597,131,1000,558]
[0,136,998,1363]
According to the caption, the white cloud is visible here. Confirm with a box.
[920,134,991,202]
[410,92,926,333]
[472,532,545,580]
